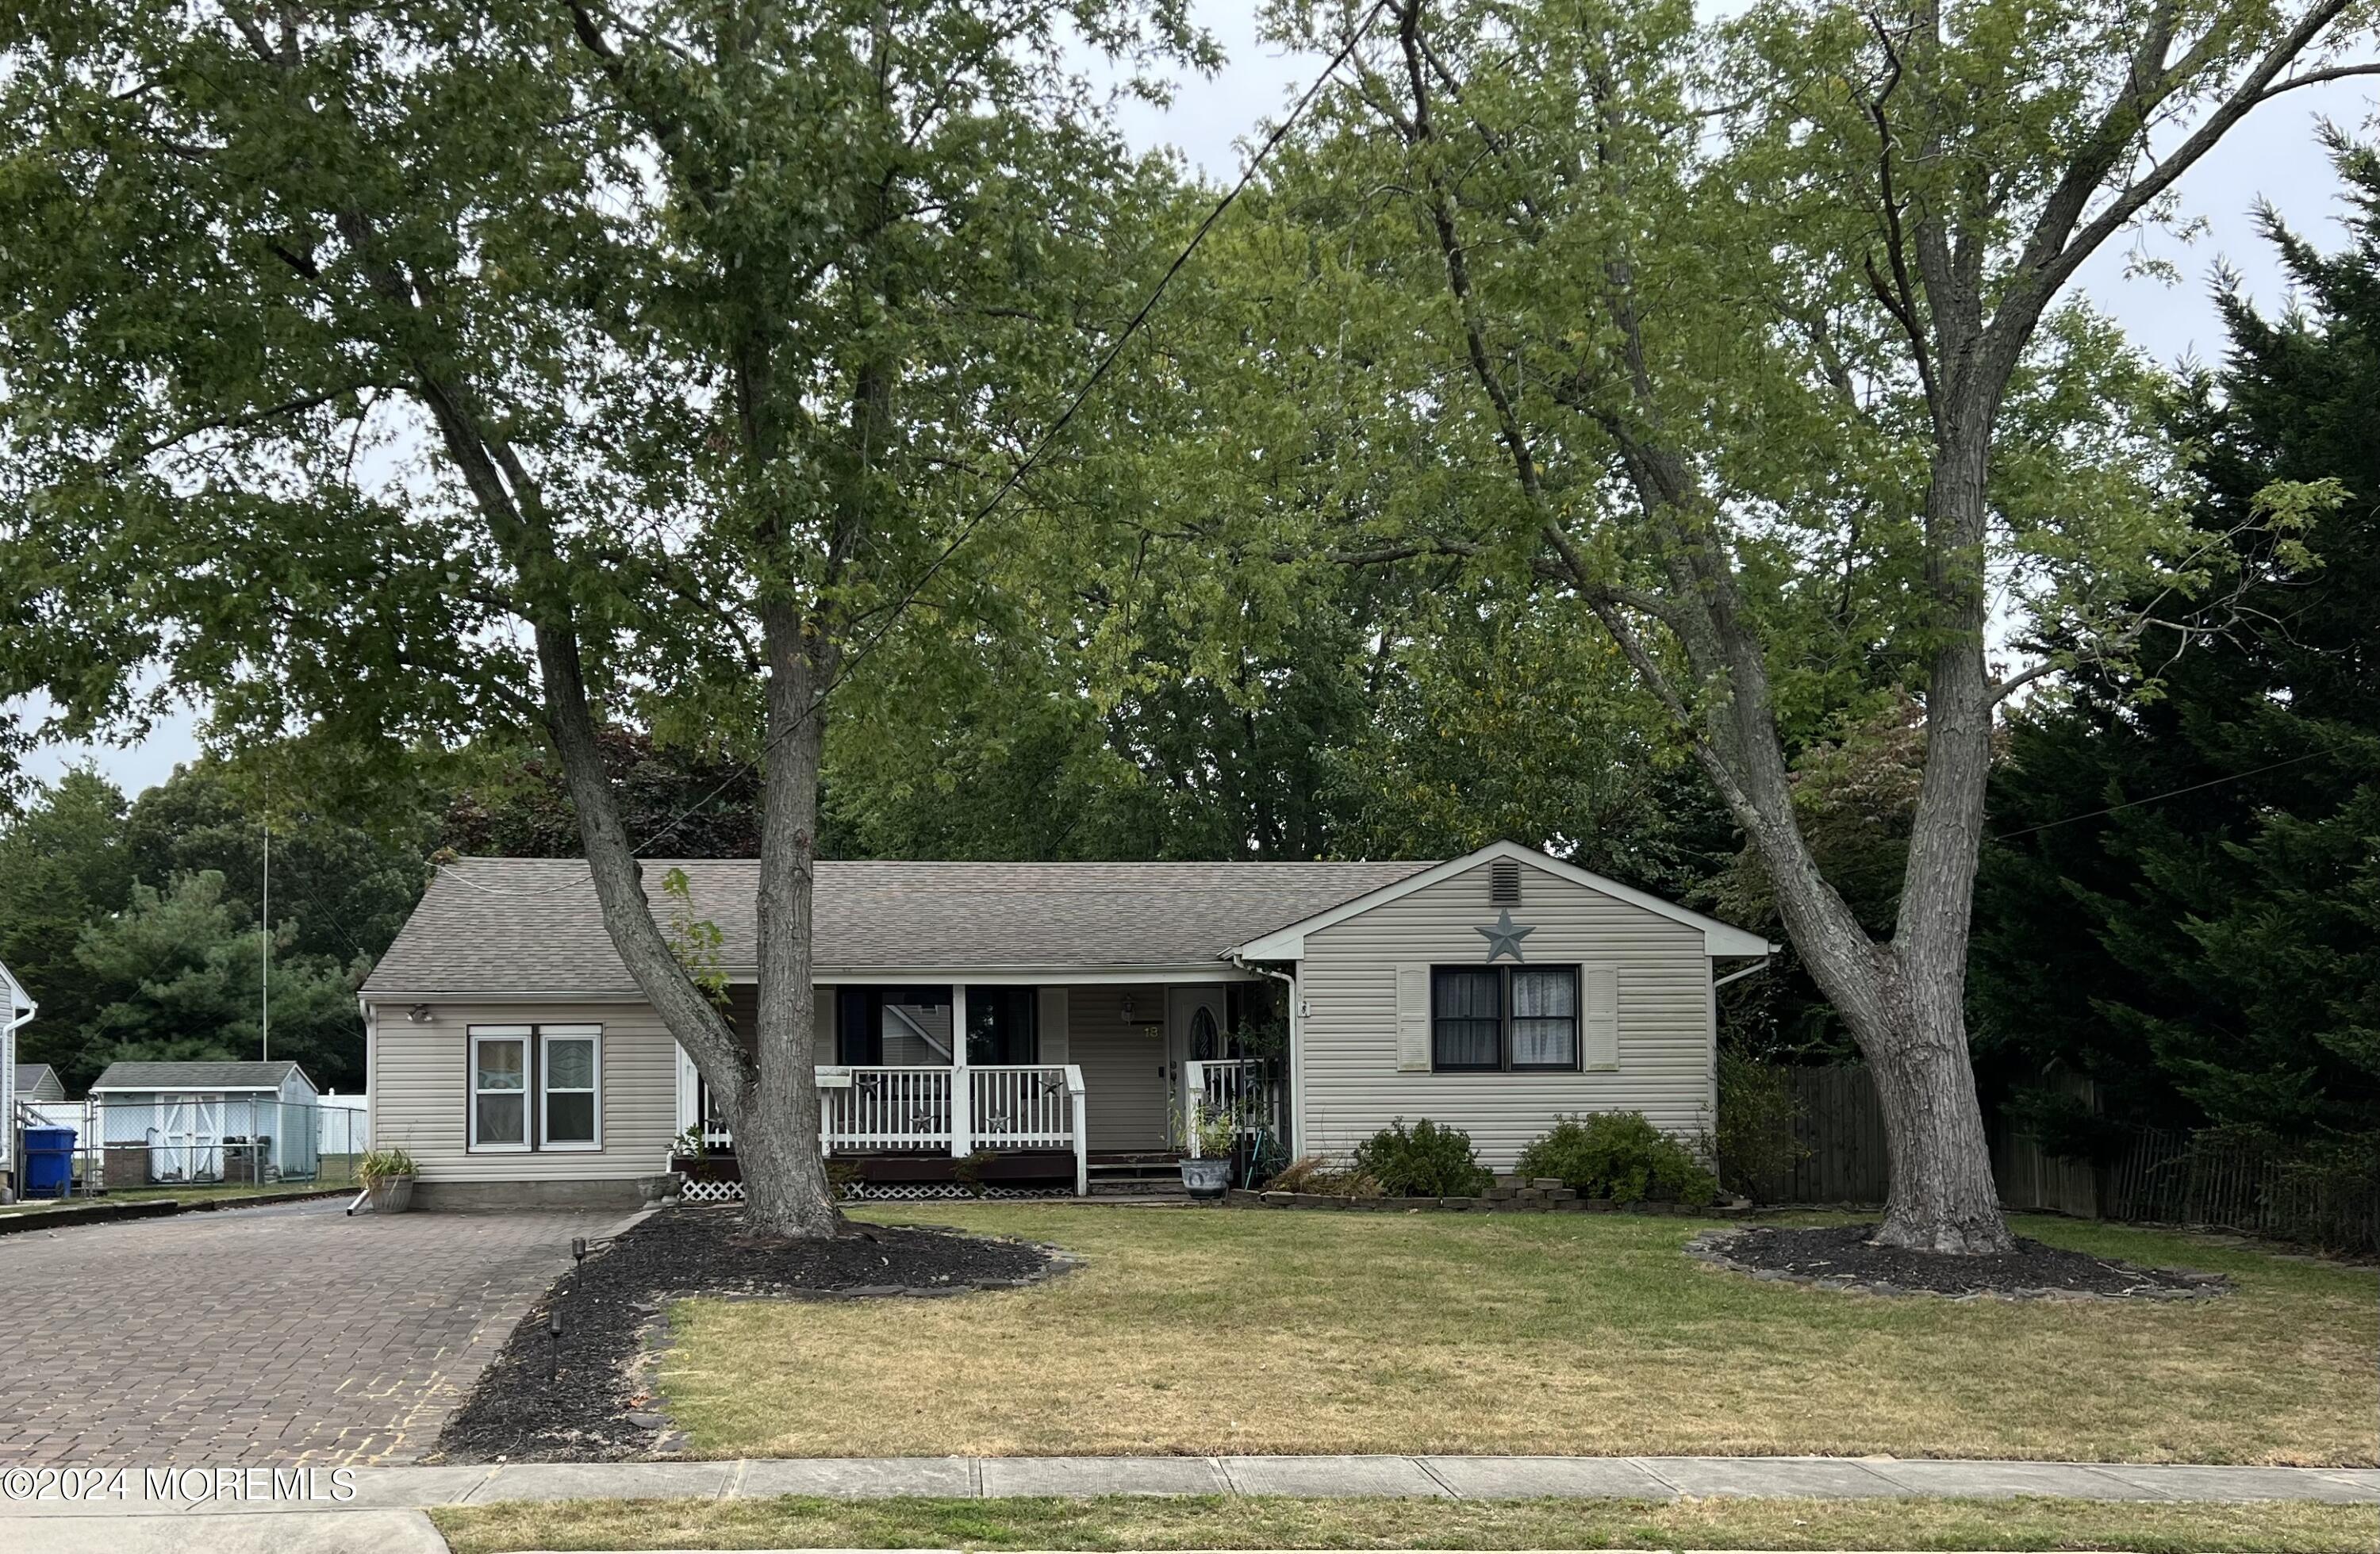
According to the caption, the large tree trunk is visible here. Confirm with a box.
[743,597,846,1239]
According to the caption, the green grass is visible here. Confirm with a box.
[658,1204,2378,1464]
[432,1492,2380,1554]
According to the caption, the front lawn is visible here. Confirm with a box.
[658,1205,2376,1464]
[432,1492,2380,1554]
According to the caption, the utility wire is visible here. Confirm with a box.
[443,4,1392,898]
[1989,744,2348,842]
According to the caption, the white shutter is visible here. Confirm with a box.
[1395,963,1433,1072]
[1583,966,1621,1071]
[1037,986,1070,1065]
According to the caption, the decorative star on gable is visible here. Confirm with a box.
[1474,908,1536,963]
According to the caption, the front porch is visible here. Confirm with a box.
[672,979,1284,1199]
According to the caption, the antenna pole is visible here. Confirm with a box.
[260,790,270,1063]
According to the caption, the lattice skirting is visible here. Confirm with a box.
[674,1177,1070,1203]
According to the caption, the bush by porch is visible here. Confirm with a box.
[657,1205,2374,1465]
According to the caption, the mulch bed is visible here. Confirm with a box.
[1688,1223,2231,1301]
[434,1206,1072,1463]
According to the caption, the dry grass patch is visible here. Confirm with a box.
[657,1205,2376,1464]
[432,1492,2380,1554]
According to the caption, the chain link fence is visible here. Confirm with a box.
[13,1098,370,1199]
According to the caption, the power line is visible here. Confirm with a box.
[1990,744,2348,842]
[444,4,1391,899]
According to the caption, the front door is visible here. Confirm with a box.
[1165,985,1229,1147]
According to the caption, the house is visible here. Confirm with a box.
[0,957,35,1191]
[86,1061,323,1186]
[14,1065,65,1104]
[361,841,1772,1209]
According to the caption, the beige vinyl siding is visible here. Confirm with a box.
[1064,985,1171,1152]
[1298,858,1714,1169]
[370,1001,680,1182]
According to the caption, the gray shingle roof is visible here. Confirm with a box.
[89,1060,312,1093]
[364,856,1437,996]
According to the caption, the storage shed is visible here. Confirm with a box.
[86,1061,321,1185]
[0,958,34,1190]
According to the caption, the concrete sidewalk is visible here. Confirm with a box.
[0,1455,2371,1518]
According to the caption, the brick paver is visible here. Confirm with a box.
[0,1199,617,1466]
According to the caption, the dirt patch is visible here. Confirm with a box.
[433,1206,1070,1463]
[1689,1223,2230,1300]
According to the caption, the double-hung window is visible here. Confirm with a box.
[468,1023,603,1152]
[540,1027,601,1149]
[470,1028,532,1150]
[1430,966,1580,1072]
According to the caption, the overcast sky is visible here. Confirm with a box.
[15,3,2373,800]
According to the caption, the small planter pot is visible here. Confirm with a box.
[1179,1157,1231,1200]
[363,1176,415,1214]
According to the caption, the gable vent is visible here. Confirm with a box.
[1490,858,1522,906]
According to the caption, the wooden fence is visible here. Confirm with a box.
[1733,1064,2378,1254]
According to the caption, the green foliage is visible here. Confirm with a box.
[1515,1113,1718,1207]
[658,866,729,1008]
[1714,1053,1807,1199]
[443,731,762,859]
[0,769,132,1060]
[1349,1118,1493,1198]
[1971,141,2380,1138]
[0,760,413,1091]
[74,871,366,1092]
[358,1148,416,1184]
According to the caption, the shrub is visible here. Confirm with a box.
[1264,1153,1382,1197]
[1516,1112,1718,1206]
[1351,1118,1493,1197]
[1714,1051,1807,1197]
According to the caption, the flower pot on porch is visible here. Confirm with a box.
[1179,1157,1230,1200]
[364,1176,415,1214]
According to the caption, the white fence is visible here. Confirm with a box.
[809,1064,1087,1193]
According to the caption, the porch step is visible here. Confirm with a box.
[1084,1154,1186,1195]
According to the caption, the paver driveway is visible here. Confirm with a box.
[0,1198,623,1467]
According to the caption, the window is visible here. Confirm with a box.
[470,1023,604,1152]
[1509,969,1580,1069]
[965,986,1038,1065]
[541,1027,601,1148]
[1430,966,1580,1072]
[470,1028,530,1149]
[1431,969,1503,1069]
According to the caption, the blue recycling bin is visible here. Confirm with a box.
[21,1126,75,1199]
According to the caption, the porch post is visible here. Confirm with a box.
[1065,1064,1088,1197]
[950,982,970,1157]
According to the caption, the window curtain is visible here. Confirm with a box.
[1432,969,1502,1068]
[1511,969,1579,1067]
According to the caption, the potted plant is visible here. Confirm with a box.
[1178,1103,1238,1200]
[359,1148,417,1214]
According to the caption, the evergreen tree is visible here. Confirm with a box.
[1973,140,2380,1140]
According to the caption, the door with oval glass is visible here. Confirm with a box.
[1165,984,1228,1149]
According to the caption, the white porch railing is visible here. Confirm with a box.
[1183,1059,1279,1159]
[812,1063,1088,1195]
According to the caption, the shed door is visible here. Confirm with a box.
[153,1094,224,1182]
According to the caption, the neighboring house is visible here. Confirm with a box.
[362,841,1771,1209]
[87,1061,323,1186]
[14,1065,65,1104]
[0,958,34,1191]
